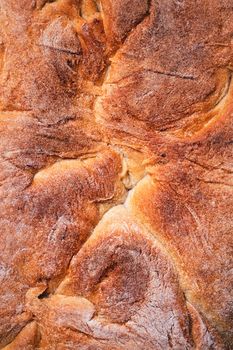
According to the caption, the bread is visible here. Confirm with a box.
[0,0,232,349]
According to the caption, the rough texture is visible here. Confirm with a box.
[0,0,232,349]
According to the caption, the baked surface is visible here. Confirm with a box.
[0,0,233,349]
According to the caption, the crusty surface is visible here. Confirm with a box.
[0,0,232,349]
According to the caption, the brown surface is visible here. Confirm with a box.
[0,0,232,349]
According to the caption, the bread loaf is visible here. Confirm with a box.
[0,0,232,349]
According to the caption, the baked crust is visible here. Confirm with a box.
[0,1,232,349]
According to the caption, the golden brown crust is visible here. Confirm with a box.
[0,0,232,349]
[2,322,40,350]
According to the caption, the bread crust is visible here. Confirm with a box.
[0,1,232,349]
